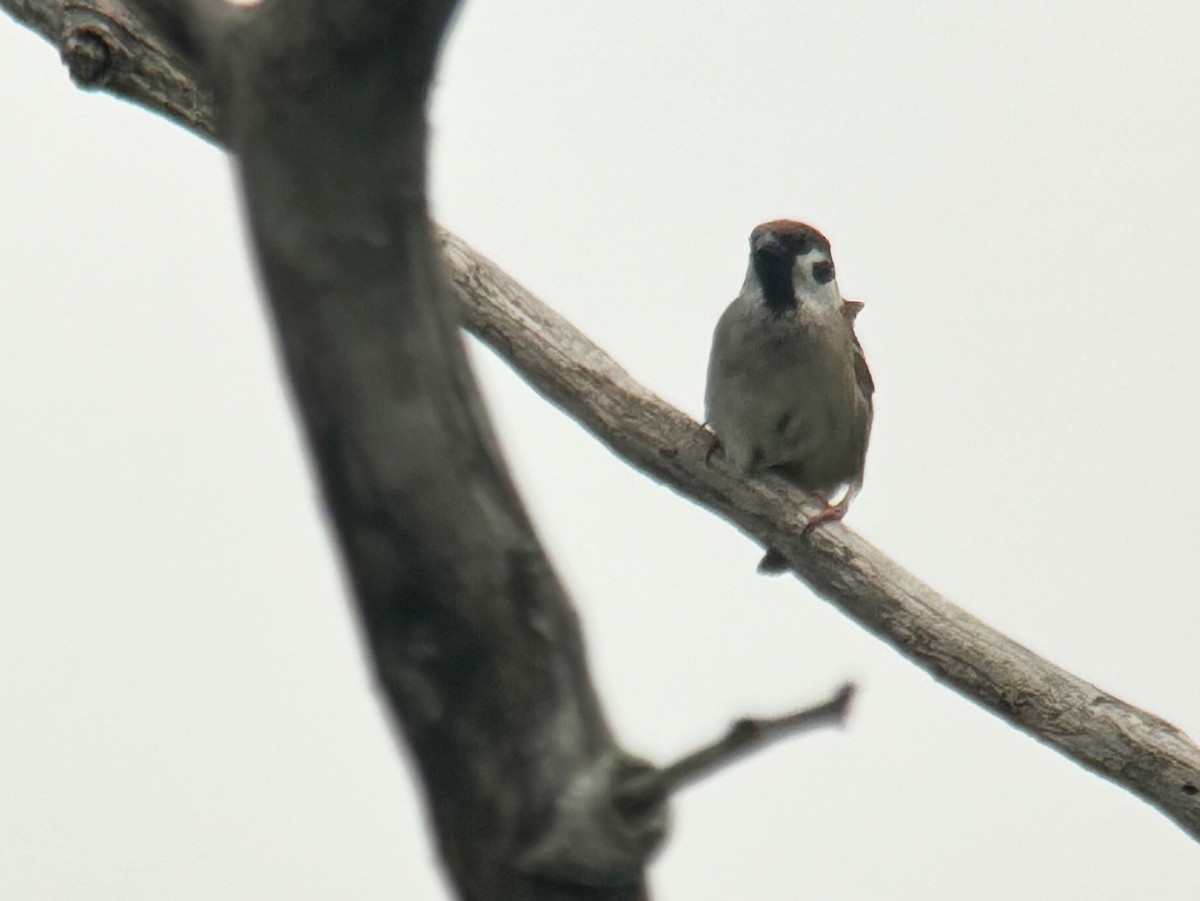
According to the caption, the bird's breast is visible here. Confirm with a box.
[706,304,869,491]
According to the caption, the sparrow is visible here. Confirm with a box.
[704,220,874,572]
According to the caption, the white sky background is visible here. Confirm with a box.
[2,1,1199,897]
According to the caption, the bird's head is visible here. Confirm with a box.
[746,220,838,315]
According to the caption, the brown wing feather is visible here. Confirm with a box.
[843,299,874,397]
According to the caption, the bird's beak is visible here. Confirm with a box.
[752,232,784,256]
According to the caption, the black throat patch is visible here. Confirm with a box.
[753,249,796,315]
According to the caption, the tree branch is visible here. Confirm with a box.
[617,682,856,812]
[654,682,855,795]
[437,230,1200,842]
[20,0,667,897]
[6,0,1200,855]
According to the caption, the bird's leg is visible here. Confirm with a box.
[801,497,845,536]
[802,481,860,536]
[760,487,854,573]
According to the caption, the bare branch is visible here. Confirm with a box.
[176,1,666,896]
[53,0,216,138]
[656,682,855,794]
[616,683,856,813]
[438,231,1200,843]
[520,684,852,887]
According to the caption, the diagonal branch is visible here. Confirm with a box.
[438,231,1200,843]
[5,0,1200,849]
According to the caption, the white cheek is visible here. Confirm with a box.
[792,249,830,282]
[792,252,842,313]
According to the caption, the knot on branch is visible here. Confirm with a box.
[518,752,668,889]
[62,26,112,86]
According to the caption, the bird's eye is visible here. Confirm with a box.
[812,261,835,284]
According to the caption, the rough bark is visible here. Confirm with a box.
[16,1,665,898]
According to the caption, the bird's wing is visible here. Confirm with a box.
[843,299,874,397]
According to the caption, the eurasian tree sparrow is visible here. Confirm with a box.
[705,220,874,571]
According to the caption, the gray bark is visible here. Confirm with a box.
[11,1,665,898]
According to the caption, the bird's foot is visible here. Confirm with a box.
[758,493,849,574]
[801,492,848,537]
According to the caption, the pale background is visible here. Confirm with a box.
[3,2,1200,898]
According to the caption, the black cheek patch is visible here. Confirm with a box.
[812,261,835,284]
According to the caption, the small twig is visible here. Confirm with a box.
[660,681,856,793]
[617,683,855,812]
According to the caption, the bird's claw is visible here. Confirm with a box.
[801,494,848,537]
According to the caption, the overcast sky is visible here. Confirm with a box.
[3,1,1200,898]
